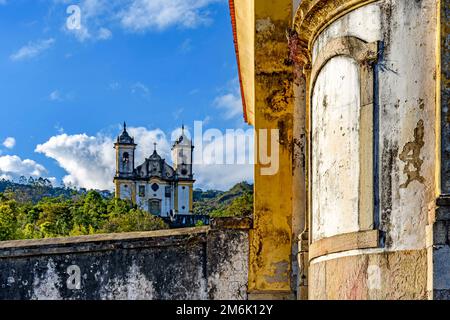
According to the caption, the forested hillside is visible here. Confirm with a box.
[0,179,253,241]
[0,177,112,203]
[193,181,253,217]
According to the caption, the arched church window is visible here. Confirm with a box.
[122,152,129,163]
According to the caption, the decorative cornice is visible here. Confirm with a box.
[293,0,379,62]
[309,230,380,260]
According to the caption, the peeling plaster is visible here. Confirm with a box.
[31,259,62,300]
[99,263,155,300]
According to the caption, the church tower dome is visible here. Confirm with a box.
[117,122,135,145]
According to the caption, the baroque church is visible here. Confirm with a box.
[113,123,194,219]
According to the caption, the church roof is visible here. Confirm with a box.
[149,149,162,160]
[135,149,176,181]
[117,122,135,145]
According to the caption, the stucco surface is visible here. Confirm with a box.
[0,219,250,300]
[309,250,427,299]
[310,0,436,250]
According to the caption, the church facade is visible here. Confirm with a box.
[113,123,194,218]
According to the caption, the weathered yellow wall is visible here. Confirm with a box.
[248,0,295,299]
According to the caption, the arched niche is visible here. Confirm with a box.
[309,36,380,259]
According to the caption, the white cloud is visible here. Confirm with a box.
[202,115,212,126]
[119,0,219,32]
[54,124,65,134]
[98,27,112,40]
[129,127,171,159]
[35,127,170,190]
[58,0,222,42]
[0,174,13,181]
[35,133,115,190]
[172,108,184,120]
[0,155,47,178]
[109,82,120,90]
[2,137,16,149]
[194,129,254,190]
[48,90,74,102]
[131,82,150,98]
[214,78,243,120]
[62,0,112,42]
[36,125,253,191]
[194,164,253,190]
[10,38,55,61]
[179,38,193,53]
[49,90,62,102]
[71,26,91,42]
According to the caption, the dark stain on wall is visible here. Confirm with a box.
[262,73,294,119]
[380,138,399,248]
[292,134,306,171]
[399,119,425,188]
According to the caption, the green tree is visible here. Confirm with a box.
[71,190,107,233]
[35,197,72,237]
[100,209,168,234]
[106,198,132,218]
[0,198,19,241]
[0,182,174,241]
[210,192,253,217]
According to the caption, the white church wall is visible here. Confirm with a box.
[135,181,174,217]
[119,183,132,200]
[178,185,190,214]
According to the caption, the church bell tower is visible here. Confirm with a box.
[171,125,194,179]
[114,122,137,199]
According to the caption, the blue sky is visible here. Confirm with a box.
[0,0,253,190]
